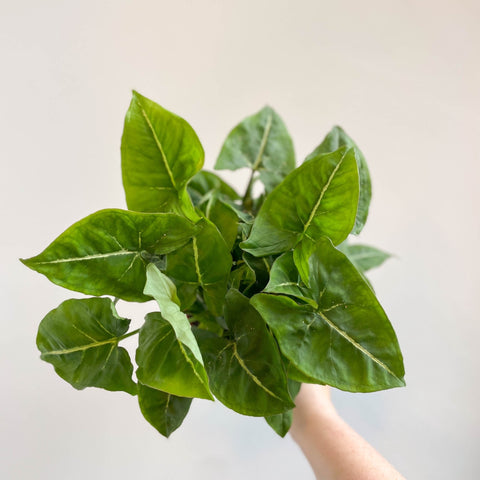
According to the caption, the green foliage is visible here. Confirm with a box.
[22,91,405,438]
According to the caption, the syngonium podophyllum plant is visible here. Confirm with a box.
[22,91,405,438]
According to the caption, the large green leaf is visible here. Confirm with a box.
[251,237,405,392]
[21,209,199,302]
[121,91,203,218]
[265,379,301,437]
[215,106,295,193]
[36,297,137,394]
[166,219,232,315]
[138,383,192,437]
[337,243,391,272]
[240,147,359,257]
[195,290,294,416]
[187,170,239,205]
[306,126,371,235]
[143,264,203,364]
[136,312,213,400]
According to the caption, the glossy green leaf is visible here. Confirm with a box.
[21,209,199,302]
[187,170,239,205]
[144,264,203,364]
[136,312,213,400]
[138,383,192,437]
[251,237,405,392]
[215,106,295,193]
[240,147,359,257]
[306,126,371,235]
[337,243,391,272]
[195,290,294,416]
[166,219,232,315]
[37,297,137,394]
[121,91,203,218]
[265,380,301,437]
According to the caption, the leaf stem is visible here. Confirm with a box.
[118,328,141,342]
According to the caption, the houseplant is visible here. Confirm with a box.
[21,91,404,438]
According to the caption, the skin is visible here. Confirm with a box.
[290,384,406,480]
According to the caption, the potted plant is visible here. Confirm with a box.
[21,91,404,438]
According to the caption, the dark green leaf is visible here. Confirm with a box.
[21,209,199,302]
[136,312,213,400]
[215,106,295,193]
[195,290,294,416]
[166,219,232,315]
[251,237,405,392]
[187,170,239,205]
[121,91,203,219]
[240,147,359,257]
[306,126,371,235]
[138,383,192,437]
[337,243,391,272]
[265,379,301,437]
[37,297,137,394]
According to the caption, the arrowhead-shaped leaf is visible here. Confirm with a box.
[251,237,405,392]
[136,312,213,400]
[306,126,371,235]
[37,297,137,394]
[21,209,199,301]
[121,91,203,218]
[240,147,359,257]
[138,383,192,437]
[166,219,232,315]
[195,290,294,416]
[337,243,391,272]
[215,106,295,193]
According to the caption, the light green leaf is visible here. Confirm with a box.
[138,383,192,437]
[240,147,359,257]
[306,126,371,235]
[166,219,232,315]
[195,290,294,416]
[251,237,405,392]
[21,209,199,302]
[121,91,203,219]
[265,380,301,437]
[36,297,137,395]
[143,263,203,364]
[337,243,391,272]
[136,312,213,400]
[215,106,295,193]
[187,170,239,205]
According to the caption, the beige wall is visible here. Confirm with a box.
[1,1,479,478]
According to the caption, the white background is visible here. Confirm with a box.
[1,1,479,478]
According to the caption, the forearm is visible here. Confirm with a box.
[290,385,405,480]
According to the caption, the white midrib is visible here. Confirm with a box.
[252,113,273,171]
[140,107,177,190]
[232,343,284,401]
[316,310,399,379]
[302,153,345,235]
[32,250,136,265]
[42,337,118,356]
